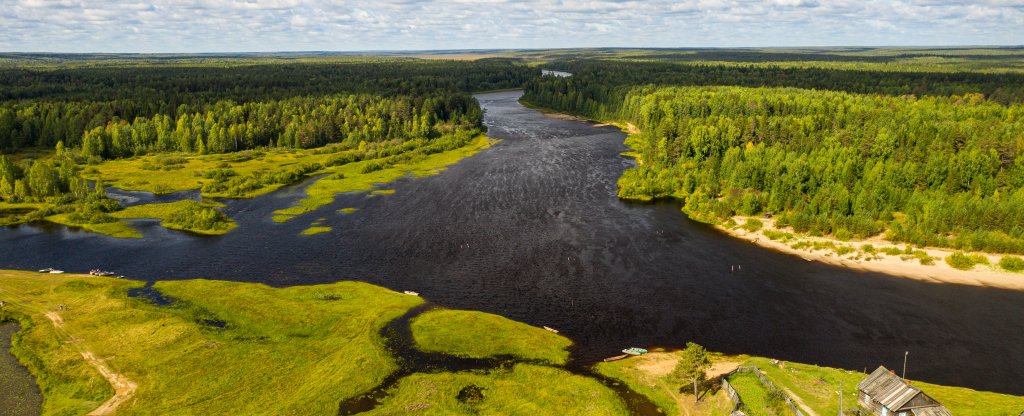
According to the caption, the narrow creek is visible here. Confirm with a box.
[336,303,662,415]
[0,322,43,416]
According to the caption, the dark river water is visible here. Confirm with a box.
[2,91,1023,395]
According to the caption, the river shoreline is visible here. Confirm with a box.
[718,217,1024,291]
[521,101,1024,292]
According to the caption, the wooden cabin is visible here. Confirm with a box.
[857,366,952,416]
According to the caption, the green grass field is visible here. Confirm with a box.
[410,309,572,365]
[362,364,628,415]
[0,271,422,415]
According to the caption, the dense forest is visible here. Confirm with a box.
[0,58,532,151]
[0,57,533,232]
[523,59,1024,114]
[524,61,1024,253]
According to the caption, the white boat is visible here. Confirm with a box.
[543,326,559,333]
[49,270,65,274]
[38,268,54,273]
[403,291,419,296]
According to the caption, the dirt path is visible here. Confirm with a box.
[44,311,137,415]
[778,384,818,416]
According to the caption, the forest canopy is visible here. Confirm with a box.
[523,59,1024,253]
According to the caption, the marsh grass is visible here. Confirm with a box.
[273,136,492,222]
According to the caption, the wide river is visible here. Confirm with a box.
[3,91,1023,394]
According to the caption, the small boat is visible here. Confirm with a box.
[49,270,65,274]
[543,326,559,334]
[38,268,54,273]
[403,291,419,296]
[89,270,116,277]
[622,347,648,356]
[603,354,630,362]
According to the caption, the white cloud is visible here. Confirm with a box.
[0,0,1021,52]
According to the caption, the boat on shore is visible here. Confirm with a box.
[622,347,648,356]
[543,326,559,333]
[49,270,64,274]
[89,269,116,277]
[38,268,54,273]
[403,291,419,296]
[603,354,630,362]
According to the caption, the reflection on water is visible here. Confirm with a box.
[2,91,1023,394]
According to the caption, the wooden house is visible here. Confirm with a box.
[857,366,952,416]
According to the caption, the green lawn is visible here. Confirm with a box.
[727,370,785,416]
[410,308,571,365]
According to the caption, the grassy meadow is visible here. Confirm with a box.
[410,309,572,365]
[362,364,627,415]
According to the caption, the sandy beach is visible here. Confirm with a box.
[720,216,1024,291]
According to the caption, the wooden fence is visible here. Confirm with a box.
[722,366,804,416]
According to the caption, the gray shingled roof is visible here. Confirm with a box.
[857,366,925,410]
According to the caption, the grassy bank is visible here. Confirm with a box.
[594,350,737,416]
[0,271,422,415]
[362,364,627,415]
[594,349,1024,416]
[2,270,1019,415]
[272,135,494,222]
[410,309,571,365]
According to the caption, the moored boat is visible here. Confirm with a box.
[622,347,648,356]
[543,326,559,333]
[403,291,419,296]
[603,354,630,362]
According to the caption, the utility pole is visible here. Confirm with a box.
[903,351,909,379]
[836,386,844,416]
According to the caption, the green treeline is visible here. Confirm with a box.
[0,58,532,152]
[523,60,1024,115]
[0,57,532,234]
[524,73,1024,253]
[74,93,481,159]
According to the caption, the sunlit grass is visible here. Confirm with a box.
[273,136,493,222]
[410,309,571,365]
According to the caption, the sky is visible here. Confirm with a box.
[1,0,1022,53]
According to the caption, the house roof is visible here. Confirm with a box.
[857,366,945,412]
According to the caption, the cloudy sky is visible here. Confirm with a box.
[1,0,1022,52]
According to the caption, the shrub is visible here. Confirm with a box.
[202,168,238,181]
[998,256,1024,272]
[834,229,852,241]
[881,247,903,256]
[861,244,875,254]
[945,252,977,270]
[742,218,763,232]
